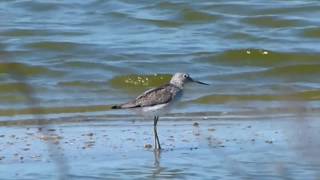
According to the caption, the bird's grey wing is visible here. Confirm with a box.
[135,84,173,107]
[135,87,159,100]
[114,84,173,109]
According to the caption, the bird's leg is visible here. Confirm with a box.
[153,116,158,149]
[154,116,161,150]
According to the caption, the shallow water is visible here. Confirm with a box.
[1,117,320,179]
[1,0,320,120]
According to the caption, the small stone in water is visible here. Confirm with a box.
[265,140,273,144]
[144,144,152,149]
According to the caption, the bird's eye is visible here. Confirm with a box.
[183,74,188,78]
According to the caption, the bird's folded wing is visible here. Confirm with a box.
[120,84,173,108]
[136,85,173,107]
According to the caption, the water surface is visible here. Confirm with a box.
[0,0,320,179]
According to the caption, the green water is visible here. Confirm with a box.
[1,1,320,120]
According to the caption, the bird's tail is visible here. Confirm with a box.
[111,102,139,109]
[111,105,122,109]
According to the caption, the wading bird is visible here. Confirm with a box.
[112,73,209,149]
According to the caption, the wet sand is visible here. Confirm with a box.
[0,115,320,179]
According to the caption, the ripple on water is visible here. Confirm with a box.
[128,2,221,28]
[54,60,133,77]
[11,1,62,12]
[138,18,183,28]
[1,29,51,37]
[225,32,268,42]
[0,82,31,93]
[212,64,320,83]
[193,90,320,104]
[242,15,306,28]
[202,49,320,67]
[248,64,320,82]
[258,3,320,15]
[0,62,62,77]
[0,94,27,104]
[302,27,320,39]
[178,7,220,23]
[58,81,108,89]
[25,41,82,52]
[0,28,89,37]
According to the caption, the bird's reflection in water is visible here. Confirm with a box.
[151,149,162,177]
[153,149,161,166]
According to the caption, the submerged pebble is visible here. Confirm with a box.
[265,140,273,144]
[144,144,152,149]
[22,148,30,151]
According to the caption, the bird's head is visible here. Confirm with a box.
[170,72,209,88]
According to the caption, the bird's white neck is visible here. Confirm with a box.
[169,80,184,89]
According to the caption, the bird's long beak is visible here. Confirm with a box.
[189,77,209,85]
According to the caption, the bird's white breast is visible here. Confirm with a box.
[139,103,170,117]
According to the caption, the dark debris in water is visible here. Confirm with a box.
[144,144,152,149]
[265,140,273,144]
[193,122,199,127]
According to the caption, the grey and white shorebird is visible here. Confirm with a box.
[111,72,209,149]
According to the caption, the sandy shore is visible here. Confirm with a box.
[0,115,320,179]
